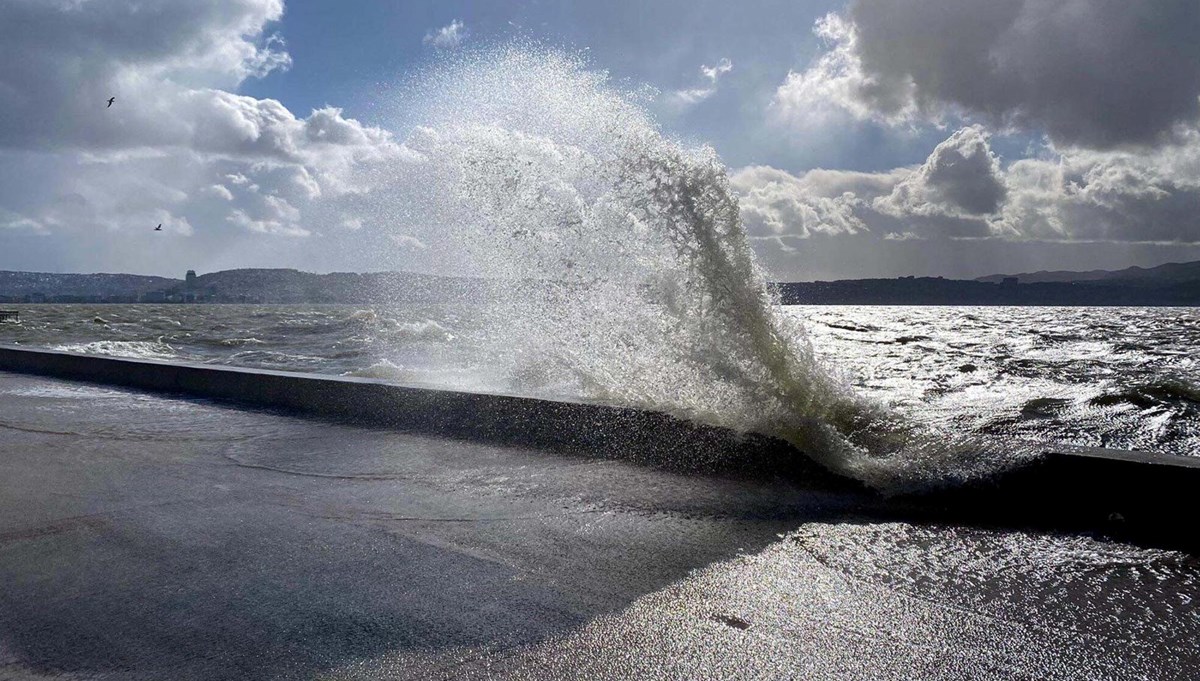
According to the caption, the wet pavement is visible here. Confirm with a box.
[1,371,1198,680]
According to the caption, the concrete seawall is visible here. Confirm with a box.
[1,344,1197,550]
[0,344,823,480]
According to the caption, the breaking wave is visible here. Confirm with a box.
[361,47,1028,489]
[54,340,178,361]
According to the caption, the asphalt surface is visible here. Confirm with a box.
[1,370,1198,680]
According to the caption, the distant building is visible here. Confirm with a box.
[185,270,197,289]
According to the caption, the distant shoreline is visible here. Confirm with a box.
[776,278,1200,307]
[4,298,1200,308]
[4,265,1200,306]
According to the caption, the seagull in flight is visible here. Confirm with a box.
[107,97,115,108]
[154,223,162,231]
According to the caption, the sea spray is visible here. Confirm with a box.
[367,47,1030,488]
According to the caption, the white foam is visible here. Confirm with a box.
[54,340,177,361]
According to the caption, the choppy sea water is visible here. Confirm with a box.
[2,303,1197,459]
[803,306,1200,458]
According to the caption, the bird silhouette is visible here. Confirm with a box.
[107,97,115,108]
[154,223,162,231]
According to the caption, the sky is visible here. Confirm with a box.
[2,0,1200,281]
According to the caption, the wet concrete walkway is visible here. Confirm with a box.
[1,371,1198,680]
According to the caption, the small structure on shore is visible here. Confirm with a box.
[0,310,18,323]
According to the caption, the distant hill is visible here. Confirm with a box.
[0,268,478,304]
[189,269,473,304]
[781,259,1200,305]
[774,259,1200,305]
[777,276,1200,306]
[0,271,178,299]
[5,263,1200,306]
[976,260,1200,285]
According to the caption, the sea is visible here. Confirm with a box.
[2,303,1197,467]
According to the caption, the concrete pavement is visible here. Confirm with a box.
[1,370,1198,680]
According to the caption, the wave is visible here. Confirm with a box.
[343,360,496,392]
[1090,380,1200,409]
[347,309,379,323]
[388,320,454,341]
[823,321,880,333]
[267,310,453,340]
[1020,397,1072,419]
[344,359,419,382]
[54,340,177,361]
[218,337,265,347]
[361,46,1029,490]
[220,349,326,369]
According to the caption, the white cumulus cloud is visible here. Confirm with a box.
[0,0,414,274]
[772,13,918,130]
[735,126,1200,248]
[203,185,235,201]
[670,58,733,107]
[423,20,466,49]
[730,165,870,242]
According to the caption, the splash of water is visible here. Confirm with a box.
[366,47,1028,489]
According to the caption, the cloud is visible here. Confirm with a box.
[875,125,1006,217]
[389,234,428,251]
[156,212,195,236]
[730,165,870,240]
[700,58,734,85]
[772,14,918,129]
[203,185,235,201]
[734,158,991,244]
[735,126,1200,247]
[423,20,466,49]
[0,208,47,234]
[882,231,925,241]
[0,0,411,267]
[670,58,733,107]
[776,1,1200,148]
[227,208,310,238]
[0,0,291,151]
[996,133,1200,243]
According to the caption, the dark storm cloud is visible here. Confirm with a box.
[790,0,1200,148]
[0,0,290,150]
[877,126,1006,217]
